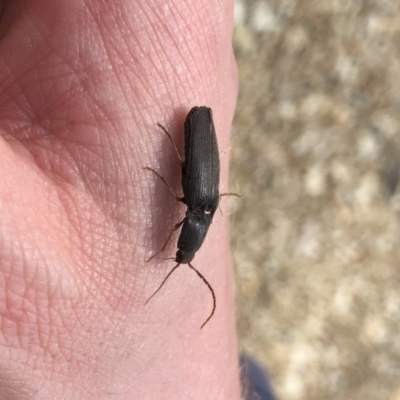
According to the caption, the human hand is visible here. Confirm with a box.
[0,1,239,399]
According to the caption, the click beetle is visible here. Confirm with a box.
[145,106,219,328]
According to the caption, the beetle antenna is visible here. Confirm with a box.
[187,262,216,329]
[145,263,181,305]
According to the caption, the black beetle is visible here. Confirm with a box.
[178,106,220,261]
[145,106,219,328]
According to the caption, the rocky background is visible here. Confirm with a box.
[230,1,400,399]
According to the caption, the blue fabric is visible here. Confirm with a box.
[240,354,278,400]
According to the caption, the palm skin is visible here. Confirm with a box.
[0,1,239,399]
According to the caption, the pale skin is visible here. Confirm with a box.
[0,0,240,399]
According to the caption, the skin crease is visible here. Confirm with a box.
[0,0,239,399]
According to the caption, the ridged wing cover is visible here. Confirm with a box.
[182,107,220,216]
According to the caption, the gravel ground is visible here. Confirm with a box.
[230,1,400,399]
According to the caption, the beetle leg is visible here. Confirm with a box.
[144,167,184,202]
[219,192,241,198]
[218,192,241,215]
[146,219,184,262]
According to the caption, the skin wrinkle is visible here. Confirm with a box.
[6,10,130,151]
[35,301,52,359]
[155,39,197,102]
[14,60,63,127]
[74,200,125,283]
[46,148,110,226]
[58,135,105,178]
[2,12,47,79]
[77,69,128,137]
[4,227,68,310]
[62,228,113,299]
[64,11,152,234]
[43,326,88,392]
[5,252,54,351]
[183,6,224,96]
[0,72,24,112]
[150,12,198,99]
[202,1,227,62]
[85,3,161,116]
[169,1,211,74]
[84,13,136,120]
[3,305,34,351]
[9,80,38,129]
[153,23,205,103]
[177,14,217,89]
[57,200,118,304]
[36,142,84,189]
[89,1,197,109]
[64,206,136,312]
